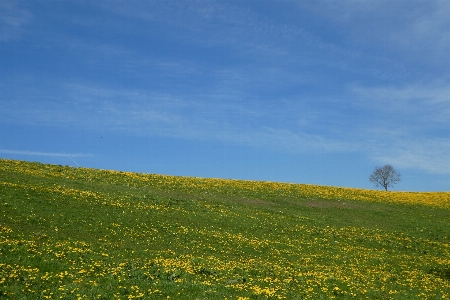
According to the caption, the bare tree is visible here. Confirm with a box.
[369,164,401,191]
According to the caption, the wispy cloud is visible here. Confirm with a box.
[390,0,450,62]
[2,0,449,188]
[300,0,450,65]
[351,83,450,128]
[0,0,32,42]
[5,77,450,174]
[0,150,92,157]
[346,81,450,174]
[369,138,450,175]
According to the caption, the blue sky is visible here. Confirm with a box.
[1,0,449,191]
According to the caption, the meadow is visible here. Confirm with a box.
[1,158,450,299]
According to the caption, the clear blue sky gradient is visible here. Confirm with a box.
[1,1,449,191]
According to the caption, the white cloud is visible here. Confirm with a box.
[351,84,450,127]
[0,150,92,157]
[233,127,354,153]
[393,0,450,60]
[0,0,32,42]
[370,138,450,174]
[349,82,450,174]
[2,1,449,182]
[289,0,450,69]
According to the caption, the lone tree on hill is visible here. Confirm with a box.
[369,164,401,191]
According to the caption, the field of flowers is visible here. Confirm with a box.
[1,158,450,299]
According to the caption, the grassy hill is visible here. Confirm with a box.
[1,158,450,299]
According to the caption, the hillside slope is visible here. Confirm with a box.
[1,159,450,299]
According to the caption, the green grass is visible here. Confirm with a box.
[1,158,450,299]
